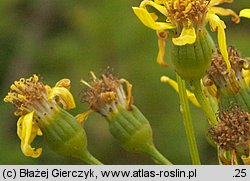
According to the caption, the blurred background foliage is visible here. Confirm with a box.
[0,0,249,164]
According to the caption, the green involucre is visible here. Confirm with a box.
[171,30,215,82]
[39,107,102,165]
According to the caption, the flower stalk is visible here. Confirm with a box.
[145,144,173,165]
[176,74,201,165]
[190,79,217,126]
[108,105,172,165]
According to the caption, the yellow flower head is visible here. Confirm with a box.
[4,75,75,158]
[81,70,132,117]
[133,0,240,70]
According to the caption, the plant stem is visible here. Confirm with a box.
[190,79,217,126]
[146,145,173,165]
[176,74,201,165]
[79,151,104,165]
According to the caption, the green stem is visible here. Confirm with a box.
[176,74,201,165]
[78,151,104,165]
[146,145,173,165]
[190,79,217,126]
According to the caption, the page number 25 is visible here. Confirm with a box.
[233,169,247,177]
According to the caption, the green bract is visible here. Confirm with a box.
[40,107,102,165]
[172,30,215,82]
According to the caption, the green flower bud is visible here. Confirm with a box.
[171,30,215,82]
[81,70,172,165]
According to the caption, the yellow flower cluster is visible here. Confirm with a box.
[133,0,241,71]
[4,75,75,158]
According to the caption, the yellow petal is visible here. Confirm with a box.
[154,0,164,5]
[156,31,169,67]
[241,155,250,165]
[55,79,71,90]
[160,76,200,107]
[132,7,175,30]
[17,112,42,158]
[119,79,133,110]
[48,87,76,110]
[37,128,43,136]
[150,13,158,21]
[157,38,167,66]
[209,0,233,6]
[239,9,250,18]
[75,110,93,124]
[207,13,231,71]
[140,0,168,16]
[172,26,196,46]
[45,85,52,95]
[243,69,250,86]
[209,7,239,23]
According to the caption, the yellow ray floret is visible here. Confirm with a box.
[132,0,240,71]
[157,38,166,66]
[161,76,200,107]
[120,78,133,110]
[243,69,250,86]
[48,87,76,110]
[140,0,168,16]
[209,7,240,23]
[241,141,250,165]
[55,79,71,90]
[132,7,175,30]
[239,9,250,19]
[172,26,196,46]
[75,110,93,124]
[156,31,169,66]
[17,112,42,158]
[5,75,77,158]
[210,0,233,6]
[206,13,231,71]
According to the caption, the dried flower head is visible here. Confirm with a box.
[81,69,132,116]
[209,106,250,151]
[203,46,250,94]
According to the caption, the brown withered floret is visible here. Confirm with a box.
[83,70,119,109]
[209,106,250,150]
[203,46,249,93]
[82,69,133,116]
